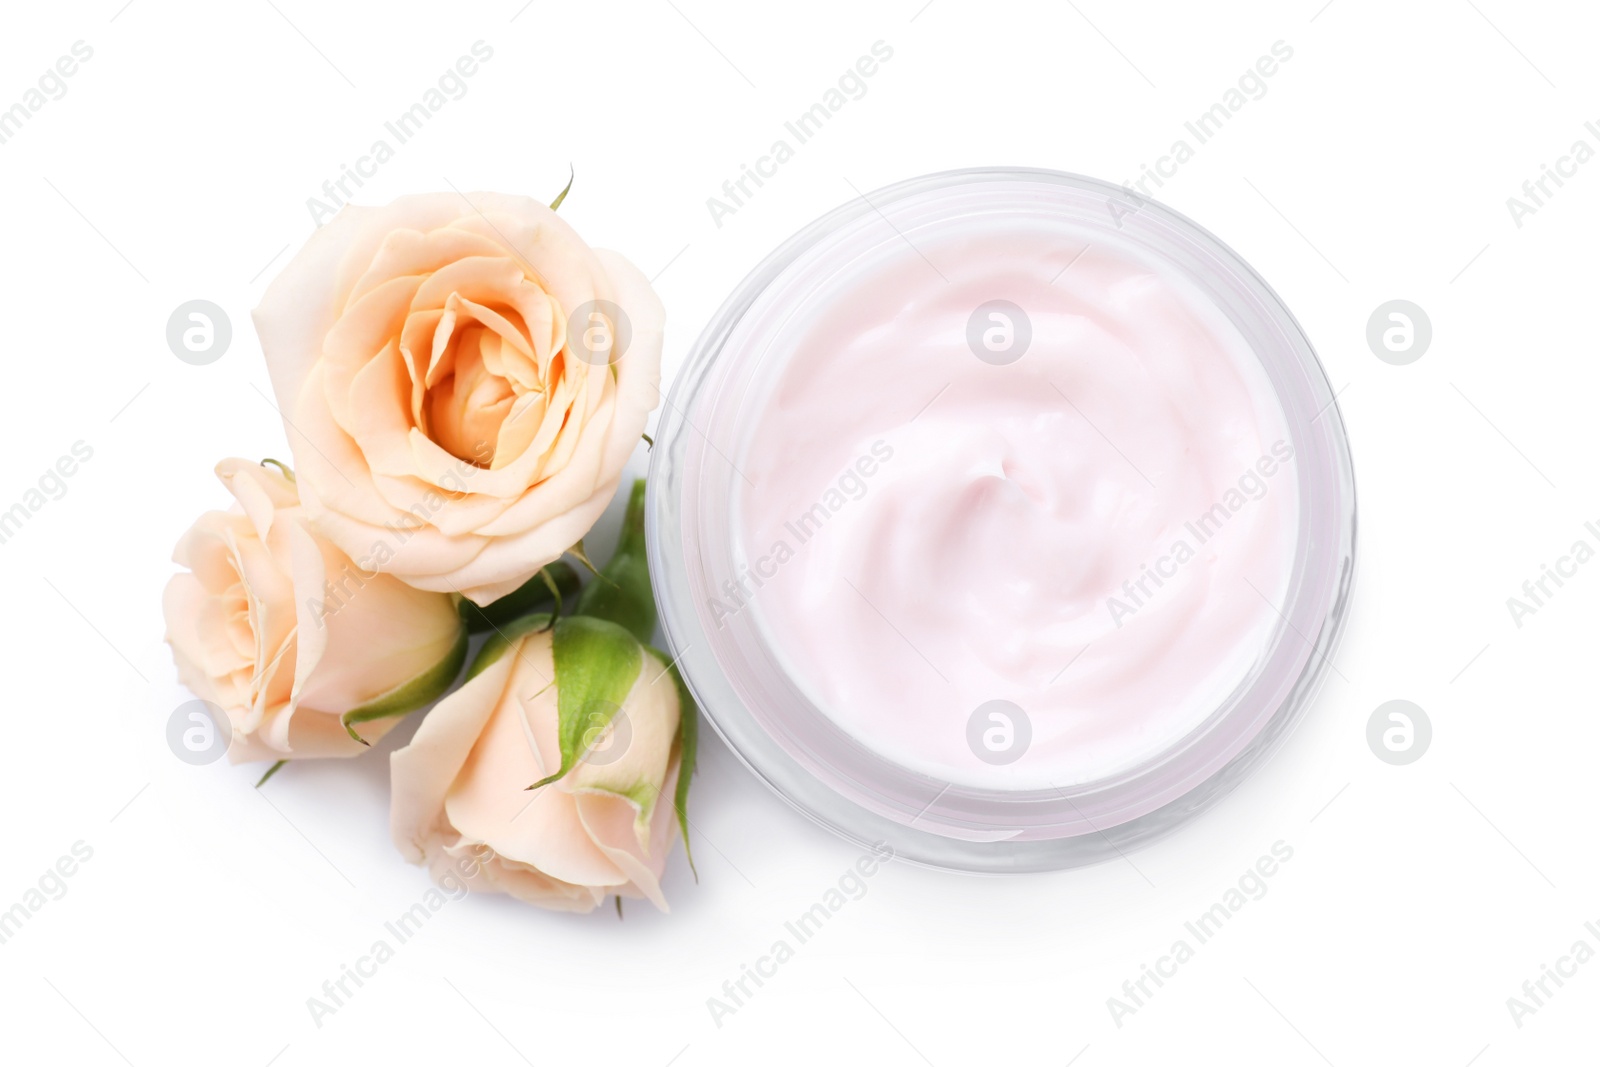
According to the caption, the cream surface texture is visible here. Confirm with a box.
[734,221,1299,789]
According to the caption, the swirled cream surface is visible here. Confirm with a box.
[733,221,1299,789]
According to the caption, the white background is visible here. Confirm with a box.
[1,1,1595,1064]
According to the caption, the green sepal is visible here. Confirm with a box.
[526,615,643,790]
[459,562,580,633]
[574,479,656,643]
[255,760,287,788]
[568,540,603,578]
[549,164,574,211]
[259,458,295,482]
[648,646,699,879]
[464,611,554,682]
[340,622,469,745]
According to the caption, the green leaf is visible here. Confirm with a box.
[574,479,657,643]
[341,622,469,745]
[255,760,287,788]
[459,562,580,633]
[527,615,643,790]
[647,646,699,878]
[549,164,574,211]
[465,611,554,681]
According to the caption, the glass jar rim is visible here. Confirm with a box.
[647,167,1357,873]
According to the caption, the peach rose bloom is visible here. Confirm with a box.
[162,459,465,761]
[254,192,664,605]
[391,627,685,912]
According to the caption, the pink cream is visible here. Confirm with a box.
[735,225,1299,790]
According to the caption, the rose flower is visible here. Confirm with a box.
[391,617,691,912]
[253,191,663,605]
[162,459,466,761]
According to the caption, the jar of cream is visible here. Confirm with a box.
[648,168,1355,872]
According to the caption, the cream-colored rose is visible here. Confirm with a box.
[390,625,685,912]
[254,191,664,605]
[162,459,466,761]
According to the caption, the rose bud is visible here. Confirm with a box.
[390,479,697,912]
[252,190,664,606]
[162,459,467,762]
